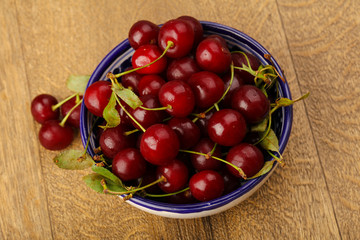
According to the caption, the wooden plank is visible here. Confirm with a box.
[0,0,53,239]
[277,0,360,239]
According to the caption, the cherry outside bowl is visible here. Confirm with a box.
[80,21,293,219]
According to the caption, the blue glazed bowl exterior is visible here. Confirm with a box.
[80,21,293,218]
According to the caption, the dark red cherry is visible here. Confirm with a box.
[38,120,74,150]
[121,67,142,95]
[99,125,136,159]
[168,188,197,204]
[196,36,231,74]
[112,148,147,181]
[140,124,180,166]
[128,20,159,50]
[221,72,246,107]
[31,94,60,124]
[219,169,242,194]
[132,44,167,75]
[158,19,195,58]
[177,16,203,46]
[60,95,83,128]
[130,95,164,129]
[207,109,247,146]
[136,166,163,194]
[166,57,200,82]
[168,117,201,149]
[207,34,227,46]
[138,74,166,96]
[189,170,224,202]
[191,138,222,171]
[231,52,260,84]
[231,85,270,124]
[195,108,216,137]
[157,159,189,193]
[187,71,224,108]
[158,80,195,117]
[84,81,112,117]
[115,103,133,128]
[226,143,264,178]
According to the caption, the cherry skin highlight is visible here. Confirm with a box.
[128,20,159,50]
[132,44,167,75]
[84,81,112,117]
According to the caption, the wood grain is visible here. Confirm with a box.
[0,0,358,239]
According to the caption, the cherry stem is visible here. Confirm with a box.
[51,92,78,111]
[267,150,284,166]
[209,143,217,156]
[139,105,172,111]
[179,149,247,179]
[82,116,100,156]
[114,41,174,78]
[145,187,190,198]
[124,128,140,136]
[101,175,167,195]
[114,94,146,132]
[59,98,83,127]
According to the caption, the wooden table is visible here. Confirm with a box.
[1,0,359,239]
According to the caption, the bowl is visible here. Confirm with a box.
[80,21,293,219]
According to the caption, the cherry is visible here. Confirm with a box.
[195,108,216,137]
[132,44,167,75]
[158,19,195,58]
[207,34,228,46]
[31,94,60,124]
[112,148,147,181]
[99,125,136,159]
[115,103,133,128]
[128,20,159,50]
[84,81,112,117]
[177,16,203,46]
[219,169,242,194]
[138,74,166,96]
[168,117,201,149]
[166,56,200,82]
[231,85,270,124]
[187,71,224,108]
[196,36,231,74]
[232,52,260,84]
[221,72,246,107]
[158,80,195,117]
[226,143,264,178]
[189,170,224,202]
[130,95,164,129]
[140,124,180,166]
[60,95,83,128]
[156,159,189,193]
[121,67,142,94]
[38,120,74,150]
[168,188,197,204]
[190,138,222,171]
[207,109,247,146]
[136,166,163,194]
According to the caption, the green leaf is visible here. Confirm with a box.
[83,173,126,194]
[259,129,280,153]
[66,75,90,94]
[91,165,123,186]
[248,160,275,179]
[102,92,120,128]
[112,85,142,110]
[53,149,94,170]
[250,118,268,132]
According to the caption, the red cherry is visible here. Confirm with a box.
[189,170,224,202]
[31,94,60,124]
[112,148,147,181]
[140,124,180,166]
[168,117,201,149]
[132,44,167,75]
[195,108,216,137]
[156,159,189,193]
[166,57,200,82]
[221,72,246,107]
[121,67,142,95]
[128,20,159,50]
[226,143,264,178]
[129,95,164,129]
[231,52,260,84]
[158,80,195,117]
[38,120,74,150]
[177,16,203,46]
[60,95,83,128]
[207,109,247,146]
[190,138,222,171]
[187,71,224,108]
[138,74,166,96]
[196,36,231,74]
[84,81,112,117]
[168,188,197,204]
[231,85,270,124]
[158,19,195,58]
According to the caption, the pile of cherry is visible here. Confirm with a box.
[31,16,291,204]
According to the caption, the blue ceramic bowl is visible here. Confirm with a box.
[80,21,293,218]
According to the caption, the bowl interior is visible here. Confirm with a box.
[80,21,293,215]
